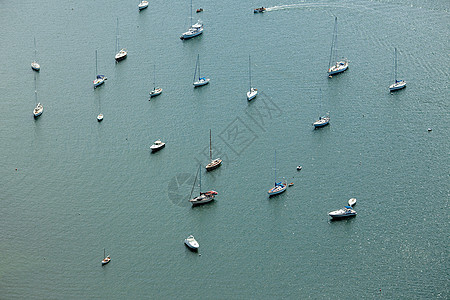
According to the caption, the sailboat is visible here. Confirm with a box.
[313,88,330,128]
[31,37,40,72]
[149,64,163,98]
[193,54,210,87]
[189,165,217,206]
[138,0,149,10]
[115,18,127,62]
[267,151,287,196]
[93,50,106,88]
[101,248,111,265]
[389,47,406,91]
[180,0,203,40]
[327,17,348,77]
[33,73,43,118]
[247,55,258,101]
[205,129,222,171]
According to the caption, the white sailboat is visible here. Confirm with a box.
[389,47,406,91]
[189,165,217,206]
[31,37,40,71]
[33,73,43,118]
[138,0,149,10]
[313,88,330,128]
[267,151,287,196]
[193,54,209,87]
[247,55,258,101]
[101,248,111,265]
[205,129,222,171]
[327,17,348,77]
[93,50,106,88]
[149,64,163,98]
[115,18,127,62]
[180,0,203,40]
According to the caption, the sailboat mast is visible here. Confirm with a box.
[193,55,198,83]
[34,73,37,104]
[249,55,252,91]
[394,48,397,83]
[95,50,98,76]
[199,165,202,194]
[328,17,337,68]
[198,55,201,79]
[34,37,37,60]
[153,64,156,90]
[116,18,119,53]
[209,129,212,161]
[274,150,277,185]
[190,0,193,26]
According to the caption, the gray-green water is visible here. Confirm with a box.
[1,0,449,298]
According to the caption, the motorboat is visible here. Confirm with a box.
[329,206,357,219]
[254,7,266,13]
[97,114,103,122]
[138,0,149,10]
[150,140,165,152]
[184,235,199,251]
[33,103,43,118]
[313,114,330,128]
[348,198,356,207]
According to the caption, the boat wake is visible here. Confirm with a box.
[265,3,343,12]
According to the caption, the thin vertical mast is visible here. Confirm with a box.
[153,64,156,90]
[199,165,202,194]
[249,55,252,91]
[209,129,212,161]
[193,55,198,83]
[95,50,98,76]
[198,54,201,79]
[190,0,193,26]
[394,48,397,83]
[274,150,277,185]
[34,37,37,61]
[116,18,120,53]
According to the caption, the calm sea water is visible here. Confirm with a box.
[1,0,449,298]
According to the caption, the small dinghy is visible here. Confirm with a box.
[97,114,103,122]
[329,206,357,219]
[288,182,294,187]
[254,7,266,13]
[297,166,302,171]
[348,198,356,207]
[184,235,199,251]
[196,8,203,13]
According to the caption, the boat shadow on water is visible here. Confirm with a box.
[328,215,357,223]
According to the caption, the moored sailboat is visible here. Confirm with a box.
[268,151,287,196]
[180,0,203,40]
[189,165,217,206]
[33,73,43,118]
[327,17,348,77]
[115,18,127,62]
[31,37,40,72]
[101,248,111,265]
[247,55,258,101]
[389,47,406,91]
[93,50,106,88]
[193,54,209,87]
[205,129,222,171]
[149,64,163,98]
[313,89,330,128]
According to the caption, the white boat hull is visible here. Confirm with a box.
[328,61,348,75]
[190,194,214,206]
[389,81,406,91]
[184,236,199,251]
[313,116,330,128]
[31,62,40,71]
[33,103,43,118]
[97,114,103,122]
[268,184,287,196]
[348,198,356,207]
[180,24,203,40]
[247,88,258,101]
[150,88,163,97]
[115,50,127,62]
[138,1,149,10]
[193,78,210,87]
[329,208,357,219]
[150,142,165,152]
